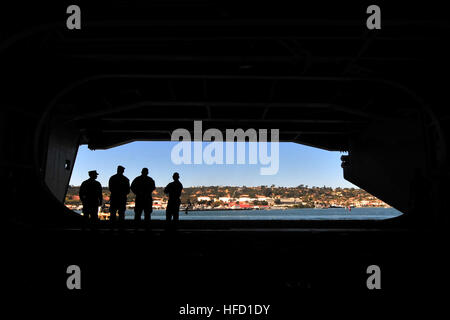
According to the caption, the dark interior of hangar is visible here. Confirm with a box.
[0,2,448,229]
[2,1,450,297]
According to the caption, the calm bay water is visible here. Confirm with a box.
[116,207,402,220]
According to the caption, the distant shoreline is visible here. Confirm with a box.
[72,206,390,214]
[66,185,389,209]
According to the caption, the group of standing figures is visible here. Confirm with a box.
[79,165,183,229]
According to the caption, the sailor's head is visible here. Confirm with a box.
[117,165,125,174]
[88,170,99,179]
[141,168,149,176]
[173,172,180,181]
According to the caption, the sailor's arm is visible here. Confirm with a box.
[79,183,86,201]
[151,179,156,192]
[98,183,103,205]
[125,179,131,194]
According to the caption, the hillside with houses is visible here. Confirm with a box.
[65,185,389,211]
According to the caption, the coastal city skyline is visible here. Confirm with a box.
[69,141,356,189]
[66,184,390,212]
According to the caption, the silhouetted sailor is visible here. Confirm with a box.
[79,170,102,223]
[131,168,156,223]
[108,165,130,225]
[164,172,183,228]
[185,199,192,215]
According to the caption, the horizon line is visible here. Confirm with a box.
[68,184,360,189]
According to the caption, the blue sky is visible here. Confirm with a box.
[69,141,356,188]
